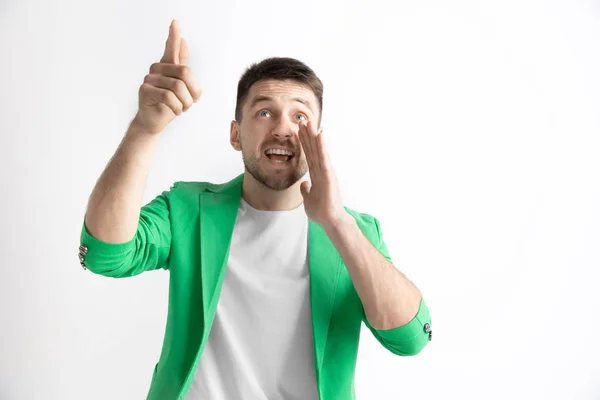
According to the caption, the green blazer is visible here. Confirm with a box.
[79,173,432,400]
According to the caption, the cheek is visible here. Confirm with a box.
[238,127,256,148]
[240,135,265,156]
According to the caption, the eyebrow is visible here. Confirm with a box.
[249,95,315,114]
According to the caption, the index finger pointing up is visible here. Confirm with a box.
[161,19,181,64]
[179,37,189,66]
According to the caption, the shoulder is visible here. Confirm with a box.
[168,181,213,195]
[343,206,383,239]
[167,173,244,198]
[168,179,233,196]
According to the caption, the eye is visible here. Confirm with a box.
[258,110,271,118]
[295,114,307,121]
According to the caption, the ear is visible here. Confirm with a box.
[230,120,242,151]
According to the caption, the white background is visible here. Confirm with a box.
[1,0,599,399]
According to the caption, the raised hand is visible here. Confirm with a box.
[134,19,203,134]
[298,120,347,230]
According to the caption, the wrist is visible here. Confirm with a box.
[128,114,161,138]
[322,211,355,235]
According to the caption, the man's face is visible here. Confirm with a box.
[230,79,321,191]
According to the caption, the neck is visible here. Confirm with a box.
[241,170,306,211]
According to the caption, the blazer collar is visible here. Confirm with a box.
[198,173,342,385]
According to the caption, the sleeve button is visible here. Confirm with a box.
[78,245,88,270]
[424,323,432,341]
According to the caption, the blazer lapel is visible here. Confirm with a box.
[308,220,343,380]
[198,175,243,337]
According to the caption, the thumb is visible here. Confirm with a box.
[300,181,311,199]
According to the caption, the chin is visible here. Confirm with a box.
[262,173,301,191]
[255,168,306,191]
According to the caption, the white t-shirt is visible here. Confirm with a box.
[184,197,320,400]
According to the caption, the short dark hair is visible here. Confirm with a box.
[235,57,323,125]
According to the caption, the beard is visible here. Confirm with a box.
[240,139,308,191]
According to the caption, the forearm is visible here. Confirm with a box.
[322,215,422,330]
[85,115,161,243]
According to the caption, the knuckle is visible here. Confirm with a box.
[169,93,183,114]
[179,65,191,79]
[174,79,187,93]
[161,89,172,101]
[139,82,149,94]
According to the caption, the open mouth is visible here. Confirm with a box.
[266,154,293,163]
[264,148,295,164]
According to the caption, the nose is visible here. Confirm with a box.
[271,115,298,140]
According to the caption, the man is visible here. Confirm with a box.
[79,19,432,400]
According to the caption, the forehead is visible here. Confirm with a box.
[246,79,317,107]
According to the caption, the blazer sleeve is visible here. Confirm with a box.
[77,185,175,278]
[362,217,433,356]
